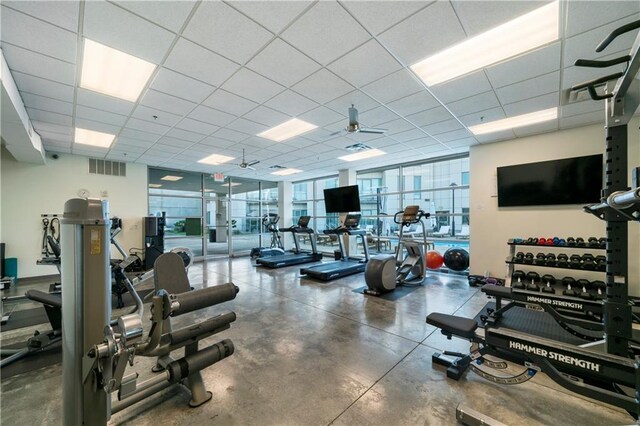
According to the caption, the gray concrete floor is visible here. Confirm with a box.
[0,257,633,425]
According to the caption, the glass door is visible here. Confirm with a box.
[229,178,261,256]
[204,175,230,257]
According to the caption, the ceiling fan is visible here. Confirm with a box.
[232,149,260,170]
[329,104,387,137]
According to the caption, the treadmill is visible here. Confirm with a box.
[255,215,323,268]
[300,214,370,281]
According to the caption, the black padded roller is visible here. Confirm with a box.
[167,339,235,383]
[171,283,239,317]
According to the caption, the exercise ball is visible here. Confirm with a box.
[443,248,469,271]
[426,251,444,270]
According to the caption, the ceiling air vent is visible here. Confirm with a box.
[269,165,286,170]
[89,158,127,177]
[345,143,372,152]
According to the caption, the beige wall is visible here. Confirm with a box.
[1,148,148,278]
[469,118,640,296]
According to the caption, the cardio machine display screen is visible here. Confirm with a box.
[323,185,361,213]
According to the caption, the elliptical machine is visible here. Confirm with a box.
[364,205,430,296]
[250,213,285,259]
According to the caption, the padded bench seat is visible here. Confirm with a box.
[25,290,62,308]
[481,284,512,299]
[427,313,478,339]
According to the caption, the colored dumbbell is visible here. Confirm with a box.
[552,237,560,245]
[557,238,566,246]
[546,238,555,245]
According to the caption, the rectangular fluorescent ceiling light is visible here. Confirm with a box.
[221,182,242,187]
[148,184,163,188]
[257,118,317,142]
[271,168,302,176]
[198,153,235,165]
[338,148,385,162]
[469,107,558,135]
[74,127,115,148]
[160,175,183,181]
[81,38,156,102]
[410,1,559,86]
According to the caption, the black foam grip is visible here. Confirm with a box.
[168,312,237,345]
[171,283,239,316]
[167,339,235,383]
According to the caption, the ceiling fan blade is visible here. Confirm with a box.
[247,165,256,171]
[247,160,260,166]
[358,127,386,134]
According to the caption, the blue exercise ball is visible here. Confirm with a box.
[443,248,469,271]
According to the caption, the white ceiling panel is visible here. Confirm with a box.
[164,38,239,86]
[561,54,628,90]
[383,119,418,136]
[341,1,427,35]
[112,141,150,153]
[118,130,159,143]
[165,128,207,142]
[212,128,251,142]
[75,105,128,127]
[183,1,273,64]
[221,68,285,104]
[561,99,604,119]
[242,105,290,127]
[188,105,236,127]
[148,144,183,155]
[1,7,77,63]
[76,88,135,115]
[421,119,463,136]
[140,89,197,116]
[20,93,73,116]
[175,118,219,135]
[280,1,370,66]
[300,128,335,142]
[361,69,423,104]
[452,1,550,36]
[513,119,559,138]
[559,111,604,130]
[378,1,466,66]
[358,106,400,127]
[26,108,72,126]
[38,130,71,143]
[291,69,354,105]
[12,71,74,103]
[198,137,236,149]
[496,71,560,105]
[447,137,478,149]
[458,107,506,127]
[298,106,345,127]
[202,89,258,117]
[125,117,170,135]
[112,1,196,32]
[227,1,312,34]
[83,0,175,63]
[75,117,121,135]
[31,121,72,136]
[327,39,401,87]
[437,128,473,143]
[566,1,639,38]
[225,118,268,136]
[2,1,79,32]
[486,42,561,88]
[503,92,558,116]
[2,44,76,85]
[406,106,454,127]
[447,91,501,117]
[132,105,182,127]
[324,90,380,114]
[264,90,318,117]
[386,91,439,117]
[429,71,493,104]
[149,67,215,103]
[246,39,319,87]
[390,128,427,143]
[107,151,139,161]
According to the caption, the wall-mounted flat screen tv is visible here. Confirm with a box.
[497,154,603,207]
[324,185,361,213]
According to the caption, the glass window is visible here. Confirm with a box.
[315,176,339,199]
[461,171,470,186]
[148,168,202,196]
[293,181,312,201]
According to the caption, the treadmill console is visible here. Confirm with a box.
[343,214,361,229]
[402,205,420,223]
[297,215,311,228]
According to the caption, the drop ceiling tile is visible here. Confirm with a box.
[140,90,197,116]
[188,105,236,127]
[561,54,628,90]
[112,1,196,32]
[132,105,182,127]
[486,42,561,88]
[197,137,235,149]
[20,93,73,115]
[264,90,318,116]
[429,71,493,104]
[561,99,604,118]
[164,38,239,87]
[165,128,206,142]
[212,128,251,142]
[3,1,79,32]
[503,92,558,116]
[118,130,159,143]
[225,118,268,136]
[386,91,439,117]
[227,1,312,34]
[559,111,604,129]
[447,91,501,117]
[496,71,560,105]
[437,128,473,143]
[73,147,109,157]
[38,130,71,143]
[12,71,74,103]
[75,105,128,127]
[83,0,175,63]
[291,70,352,106]
[280,1,370,66]
[1,44,76,85]
[406,106,454,127]
[361,69,423,104]
[221,68,285,104]
[566,1,639,38]
[297,106,344,127]
[382,119,417,135]
[26,108,72,126]
[300,128,335,142]
[148,144,184,155]
[391,128,429,143]
[451,1,550,37]
[327,39,402,87]
[126,117,170,135]
[342,1,428,35]
[447,137,478,149]
[150,67,215,103]
[457,107,506,127]
[31,121,72,136]
[111,141,148,153]
[325,90,380,114]
[378,1,466,66]
[421,119,463,136]
[1,7,77,63]
[246,39,320,87]
[183,1,273,64]
[513,119,559,137]
[106,151,138,161]
[202,89,258,117]
[175,117,219,135]
[358,106,400,127]
[243,106,290,127]
[76,89,135,115]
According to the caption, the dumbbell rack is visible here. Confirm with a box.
[504,239,607,319]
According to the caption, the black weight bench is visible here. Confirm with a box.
[427,313,478,339]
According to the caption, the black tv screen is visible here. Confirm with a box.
[497,154,603,207]
[324,185,361,213]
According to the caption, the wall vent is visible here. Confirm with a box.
[89,158,127,177]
